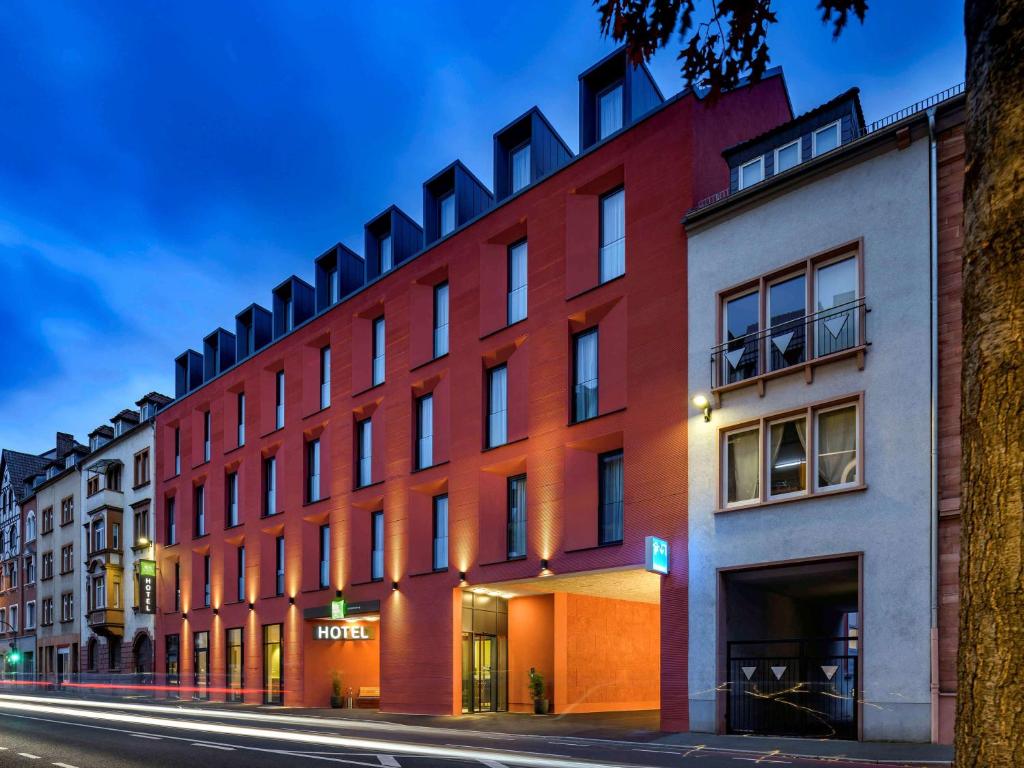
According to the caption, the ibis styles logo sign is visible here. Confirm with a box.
[138,559,157,614]
[644,536,670,575]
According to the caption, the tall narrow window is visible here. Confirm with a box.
[767,274,806,371]
[202,410,211,462]
[816,405,858,489]
[203,554,211,607]
[599,187,625,282]
[379,233,392,274]
[815,256,858,356]
[372,317,386,386]
[306,439,321,503]
[264,456,277,516]
[432,495,448,571]
[166,634,180,688]
[433,282,449,358]
[282,296,293,333]
[507,474,527,558]
[275,535,285,596]
[319,524,330,589]
[371,511,384,581]
[511,142,531,192]
[174,561,181,612]
[597,81,623,139]
[598,450,624,544]
[226,472,239,527]
[725,427,760,506]
[237,544,246,602]
[237,392,246,447]
[573,329,599,422]
[263,624,283,705]
[507,240,527,325]
[723,291,760,384]
[439,192,456,236]
[768,417,807,499]
[166,497,176,545]
[487,365,508,448]
[194,485,205,537]
[416,394,434,470]
[174,427,181,475]
[320,346,331,409]
[326,265,338,305]
[275,370,285,429]
[357,419,373,488]
[226,627,244,703]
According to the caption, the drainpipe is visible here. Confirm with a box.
[926,106,940,744]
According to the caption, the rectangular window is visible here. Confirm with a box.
[24,555,35,584]
[174,561,181,611]
[774,139,801,173]
[573,329,599,422]
[42,552,53,580]
[320,346,331,409]
[812,120,841,156]
[42,598,53,626]
[60,544,74,574]
[507,474,527,559]
[357,419,373,488]
[275,370,285,429]
[816,404,859,489]
[203,554,211,607]
[319,524,330,589]
[432,494,448,571]
[226,627,244,703]
[133,449,150,487]
[42,507,53,534]
[174,427,181,475]
[416,394,434,470]
[61,592,73,622]
[263,624,283,705]
[725,427,760,506]
[306,439,321,503]
[439,192,456,236]
[60,496,74,525]
[25,601,35,630]
[739,156,765,189]
[723,290,760,384]
[237,545,246,602]
[203,410,211,462]
[275,535,285,597]
[134,506,150,544]
[379,234,393,273]
[8,605,16,632]
[227,472,239,527]
[815,256,859,356]
[264,457,277,516]
[507,240,527,325]
[326,264,338,305]
[598,450,624,545]
[166,634,180,688]
[768,274,806,371]
[194,485,206,537]
[768,416,807,499]
[597,81,623,139]
[511,142,531,192]
[112,522,120,551]
[194,630,210,699]
[599,187,625,283]
[487,365,508,448]
[372,317,386,386]
[237,392,246,446]
[166,497,177,544]
[433,282,449,358]
[371,511,384,581]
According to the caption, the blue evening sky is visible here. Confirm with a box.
[0,0,964,453]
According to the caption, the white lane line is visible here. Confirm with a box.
[376,757,400,767]
[732,759,790,764]
[479,761,510,768]
[130,733,162,740]
[18,755,41,760]
[53,763,80,768]
[192,743,235,751]
[633,748,684,754]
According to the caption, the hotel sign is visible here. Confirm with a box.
[138,559,157,614]
[644,536,670,575]
[313,624,375,641]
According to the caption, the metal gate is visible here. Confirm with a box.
[727,638,858,739]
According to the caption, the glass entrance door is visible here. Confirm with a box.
[473,634,498,712]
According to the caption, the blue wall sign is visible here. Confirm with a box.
[645,536,670,575]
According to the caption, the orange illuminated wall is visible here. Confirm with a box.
[507,595,555,712]
[302,621,381,708]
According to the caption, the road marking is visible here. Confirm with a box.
[633,748,684,755]
[192,743,235,751]
[376,757,400,767]
[130,733,162,739]
[53,763,79,768]
[479,761,510,768]
[18,755,41,760]
[732,759,790,764]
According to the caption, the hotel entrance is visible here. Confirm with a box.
[460,591,508,713]
[302,599,381,709]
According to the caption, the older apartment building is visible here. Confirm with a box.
[684,85,965,742]
[152,49,793,730]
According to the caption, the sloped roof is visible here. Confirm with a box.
[1,449,51,500]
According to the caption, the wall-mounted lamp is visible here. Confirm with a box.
[335,589,343,599]
[539,559,551,576]
[181,612,188,621]
[248,603,255,611]
[458,571,467,585]
[212,608,219,617]
[692,394,712,422]
[288,596,295,605]
[137,536,150,547]
[391,581,399,592]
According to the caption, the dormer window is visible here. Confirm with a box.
[738,157,765,190]
[775,140,801,173]
[598,81,624,140]
[114,421,125,437]
[65,454,76,469]
[439,193,456,237]
[282,295,293,332]
[812,121,841,157]
[379,234,393,273]
[511,142,531,193]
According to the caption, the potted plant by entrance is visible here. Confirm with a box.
[528,667,549,715]
[330,671,344,708]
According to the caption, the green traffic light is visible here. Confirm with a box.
[7,650,21,665]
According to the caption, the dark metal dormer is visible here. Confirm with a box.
[203,327,237,381]
[174,350,204,398]
[88,425,115,453]
[579,47,664,151]
[364,206,423,282]
[136,392,172,421]
[315,244,365,312]
[493,107,574,201]
[111,408,141,438]
[235,304,273,361]
[723,86,864,193]
[422,161,493,246]
[272,276,315,339]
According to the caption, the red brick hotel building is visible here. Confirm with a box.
[153,49,791,730]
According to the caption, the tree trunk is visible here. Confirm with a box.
[955,1,1024,765]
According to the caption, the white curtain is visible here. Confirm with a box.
[599,85,623,138]
[728,429,760,503]
[418,395,433,468]
[512,144,531,192]
[508,242,528,323]
[818,406,857,487]
[488,366,508,447]
[600,189,626,281]
[575,331,599,420]
[601,452,624,543]
[434,283,449,356]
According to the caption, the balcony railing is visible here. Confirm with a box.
[87,607,125,635]
[711,297,868,391]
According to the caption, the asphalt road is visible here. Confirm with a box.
[0,694,897,768]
